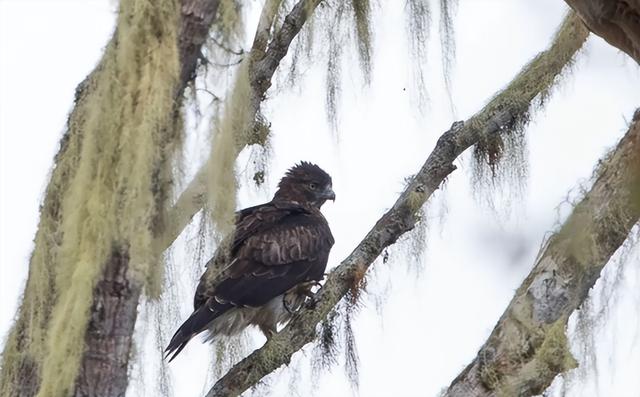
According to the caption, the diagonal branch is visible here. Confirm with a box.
[443,108,640,397]
[179,0,225,91]
[205,12,589,397]
[162,0,324,250]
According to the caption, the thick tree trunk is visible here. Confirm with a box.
[0,2,220,397]
[72,2,221,396]
[565,0,640,64]
[0,71,97,397]
[443,108,640,397]
[74,250,140,397]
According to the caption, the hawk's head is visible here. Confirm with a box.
[273,162,335,208]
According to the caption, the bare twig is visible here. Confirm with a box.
[205,12,589,397]
[196,88,222,101]
[209,35,245,56]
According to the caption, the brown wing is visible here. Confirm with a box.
[206,202,333,306]
[165,202,333,361]
[193,201,312,309]
[212,212,334,307]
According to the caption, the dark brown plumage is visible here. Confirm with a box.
[166,162,335,361]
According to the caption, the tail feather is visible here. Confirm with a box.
[165,338,190,363]
[165,303,228,362]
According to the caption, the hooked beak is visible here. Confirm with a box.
[321,186,336,201]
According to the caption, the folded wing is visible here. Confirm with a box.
[165,201,333,361]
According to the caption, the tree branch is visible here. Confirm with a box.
[74,2,226,396]
[443,108,640,397]
[565,0,640,64]
[0,2,222,397]
[178,0,224,90]
[204,12,589,397]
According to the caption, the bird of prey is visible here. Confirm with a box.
[166,162,335,361]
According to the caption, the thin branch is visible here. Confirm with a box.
[199,52,245,68]
[178,0,225,91]
[196,88,222,101]
[443,108,640,397]
[251,0,284,56]
[209,35,245,56]
[205,12,589,397]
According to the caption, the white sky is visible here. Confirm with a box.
[1,1,640,396]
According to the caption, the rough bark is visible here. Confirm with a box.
[72,2,222,397]
[73,250,140,397]
[565,0,640,64]
[0,2,221,397]
[444,108,640,397]
[205,13,589,397]
[178,0,223,90]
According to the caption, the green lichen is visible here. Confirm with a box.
[392,182,429,275]
[499,319,577,396]
[469,12,588,208]
[405,0,432,109]
[439,0,458,114]
[351,0,373,84]
[0,0,182,395]
[207,60,253,239]
[211,334,252,380]
[216,0,245,47]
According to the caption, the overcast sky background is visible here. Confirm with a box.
[2,1,640,396]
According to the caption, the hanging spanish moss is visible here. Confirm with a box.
[439,0,458,114]
[206,60,253,239]
[0,0,182,395]
[470,12,588,210]
[216,0,246,47]
[405,0,432,109]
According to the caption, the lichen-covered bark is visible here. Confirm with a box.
[444,109,640,397]
[73,250,140,397]
[0,1,221,396]
[205,13,588,397]
[72,2,222,397]
[0,74,93,397]
[178,0,223,90]
[565,0,640,64]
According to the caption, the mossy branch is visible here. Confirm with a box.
[443,109,640,397]
[0,1,223,396]
[204,13,589,397]
[470,11,588,190]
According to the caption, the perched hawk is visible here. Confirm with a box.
[166,162,335,361]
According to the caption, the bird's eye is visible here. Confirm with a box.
[309,182,317,190]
